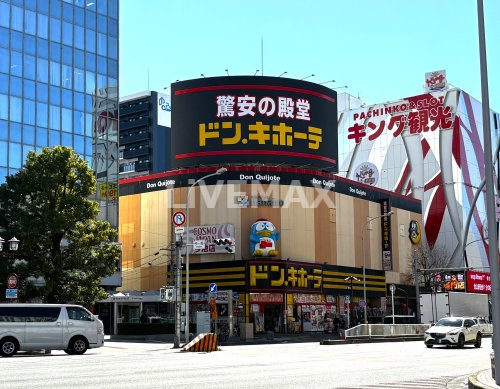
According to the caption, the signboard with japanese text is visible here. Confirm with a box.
[247,260,323,293]
[337,88,500,271]
[424,70,447,92]
[171,76,338,172]
[157,92,172,127]
[180,223,235,255]
[466,270,491,294]
[380,200,393,271]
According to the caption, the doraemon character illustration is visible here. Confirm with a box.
[250,219,280,257]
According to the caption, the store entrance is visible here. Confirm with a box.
[264,305,282,333]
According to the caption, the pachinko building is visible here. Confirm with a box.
[338,70,500,272]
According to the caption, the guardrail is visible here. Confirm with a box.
[345,324,431,340]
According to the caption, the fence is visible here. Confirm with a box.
[345,323,431,340]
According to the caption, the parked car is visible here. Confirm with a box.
[424,316,481,348]
[473,317,493,336]
[0,304,104,357]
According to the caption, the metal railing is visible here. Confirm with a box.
[345,324,431,339]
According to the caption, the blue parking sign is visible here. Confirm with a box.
[209,283,217,293]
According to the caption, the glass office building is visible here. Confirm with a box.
[0,0,119,285]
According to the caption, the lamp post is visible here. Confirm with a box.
[0,236,20,253]
[344,276,360,328]
[361,211,393,324]
[184,167,227,343]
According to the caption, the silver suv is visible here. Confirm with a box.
[424,317,481,348]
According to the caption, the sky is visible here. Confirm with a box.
[119,0,500,111]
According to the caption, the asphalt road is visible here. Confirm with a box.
[0,338,493,388]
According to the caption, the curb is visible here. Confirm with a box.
[468,369,500,389]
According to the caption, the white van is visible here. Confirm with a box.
[0,303,104,357]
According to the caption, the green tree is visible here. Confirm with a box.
[0,146,119,306]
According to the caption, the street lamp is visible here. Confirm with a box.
[0,236,20,252]
[184,167,227,343]
[362,211,393,324]
[344,275,360,328]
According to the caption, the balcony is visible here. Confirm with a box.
[120,131,150,145]
[120,116,150,131]
[120,102,150,116]
[123,147,150,159]
[135,161,151,172]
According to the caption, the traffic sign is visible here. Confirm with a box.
[172,211,186,226]
[209,283,217,293]
[6,289,17,299]
[193,240,206,250]
[7,274,17,289]
[359,300,366,308]
[174,227,185,234]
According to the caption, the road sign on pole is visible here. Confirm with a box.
[209,283,217,293]
[173,211,186,226]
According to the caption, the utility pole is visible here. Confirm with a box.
[173,234,182,348]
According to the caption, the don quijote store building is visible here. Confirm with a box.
[116,76,422,335]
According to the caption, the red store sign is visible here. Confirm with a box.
[466,270,491,294]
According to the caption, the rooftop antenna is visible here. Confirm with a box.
[261,36,264,76]
[333,85,348,90]
[254,69,260,76]
[225,69,229,76]
[319,79,336,85]
[147,68,150,90]
[278,71,287,77]
[300,74,315,81]
[200,74,205,78]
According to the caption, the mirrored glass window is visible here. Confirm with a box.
[23,99,35,125]
[49,129,60,146]
[23,125,35,145]
[10,96,22,122]
[9,142,22,168]
[50,0,62,18]
[49,105,60,130]
[50,85,60,104]
[24,54,36,79]
[85,10,96,30]
[11,6,23,31]
[0,141,6,166]
[0,47,8,72]
[37,38,49,58]
[0,94,8,119]
[74,68,84,91]
[11,31,23,51]
[50,60,60,86]
[62,2,73,22]
[37,58,48,83]
[23,144,34,162]
[0,3,9,28]
[10,76,22,96]
[62,107,72,132]
[74,91,84,111]
[36,102,48,128]
[74,48,84,67]
[11,51,23,77]
[62,45,72,65]
[10,122,22,142]
[62,21,73,46]
[0,73,7,93]
[62,88,72,108]
[25,9,37,35]
[37,13,48,38]
[24,34,36,55]
[74,25,84,49]
[74,110,84,134]
[36,82,48,102]
[36,127,48,147]
[50,17,61,43]
[50,41,61,61]
[0,27,9,49]
[24,79,36,99]
[62,64,72,89]
[86,29,96,53]
[74,5,84,26]
[62,131,72,147]
[74,134,84,154]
